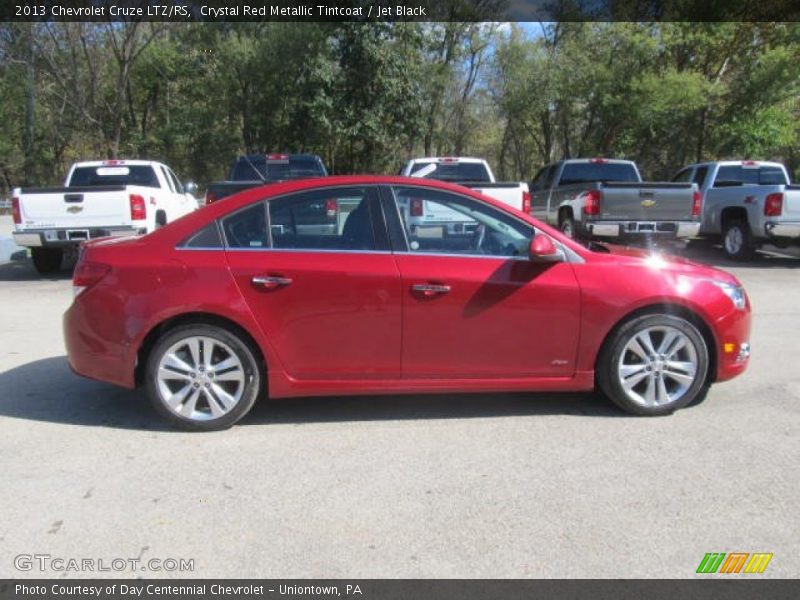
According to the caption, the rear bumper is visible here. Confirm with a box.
[764,221,800,239]
[13,227,141,248]
[586,221,701,240]
[63,297,135,389]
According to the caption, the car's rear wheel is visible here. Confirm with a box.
[146,324,262,431]
[597,314,709,416]
[31,247,63,274]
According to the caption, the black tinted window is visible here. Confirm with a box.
[222,203,268,249]
[531,166,550,190]
[230,156,326,182]
[408,161,492,182]
[671,169,693,183]
[559,162,639,185]
[69,165,160,188]
[269,188,376,251]
[715,165,788,186]
[693,167,709,186]
[182,223,223,249]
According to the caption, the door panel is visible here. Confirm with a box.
[224,186,401,380]
[227,251,401,380]
[396,254,581,378]
[382,184,581,379]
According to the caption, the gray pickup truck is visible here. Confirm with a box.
[530,158,701,244]
[671,160,800,260]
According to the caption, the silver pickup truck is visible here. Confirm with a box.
[530,158,701,244]
[672,160,800,260]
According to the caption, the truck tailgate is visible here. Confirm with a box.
[783,186,800,217]
[18,186,133,229]
[463,183,525,211]
[599,183,695,221]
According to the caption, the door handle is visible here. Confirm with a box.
[411,283,451,297]
[252,275,293,290]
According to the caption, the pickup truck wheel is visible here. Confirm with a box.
[146,324,262,431]
[597,314,709,416]
[155,210,167,229]
[31,248,63,274]
[559,216,576,239]
[722,220,755,261]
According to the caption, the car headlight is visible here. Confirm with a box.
[712,281,746,310]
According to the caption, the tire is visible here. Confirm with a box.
[559,215,576,239]
[722,219,756,261]
[597,314,709,416]
[155,210,167,229]
[145,324,263,431]
[31,247,63,274]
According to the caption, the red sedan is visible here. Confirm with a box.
[64,176,751,430]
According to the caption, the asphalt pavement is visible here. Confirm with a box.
[0,222,797,579]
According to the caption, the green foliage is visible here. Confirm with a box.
[0,22,798,194]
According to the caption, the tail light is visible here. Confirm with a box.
[582,190,602,215]
[589,158,608,164]
[522,190,532,214]
[410,198,424,217]
[692,190,702,217]
[129,194,147,220]
[325,199,338,217]
[764,193,783,217]
[11,197,21,224]
[205,191,217,205]
[73,259,111,298]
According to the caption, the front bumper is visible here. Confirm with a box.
[586,221,701,240]
[13,228,141,248]
[764,221,800,239]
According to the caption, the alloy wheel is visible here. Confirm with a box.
[616,326,699,407]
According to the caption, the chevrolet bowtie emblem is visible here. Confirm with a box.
[641,199,656,208]
[67,206,83,214]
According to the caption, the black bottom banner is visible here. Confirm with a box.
[1,580,798,600]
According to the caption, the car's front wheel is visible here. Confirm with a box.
[146,324,262,430]
[597,314,709,416]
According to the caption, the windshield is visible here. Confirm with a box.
[69,165,160,188]
[410,161,492,183]
[559,162,640,185]
[230,156,326,182]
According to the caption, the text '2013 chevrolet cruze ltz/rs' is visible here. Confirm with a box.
[64,176,751,430]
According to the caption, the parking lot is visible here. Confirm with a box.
[0,215,798,578]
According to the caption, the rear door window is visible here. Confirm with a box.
[268,187,379,251]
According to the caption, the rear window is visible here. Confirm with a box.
[558,162,640,185]
[69,165,160,188]
[409,161,492,183]
[229,156,326,182]
[714,165,788,186]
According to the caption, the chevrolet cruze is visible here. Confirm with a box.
[64,176,751,430]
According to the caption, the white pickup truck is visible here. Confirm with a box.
[398,157,530,237]
[12,160,198,273]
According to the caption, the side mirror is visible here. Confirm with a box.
[529,235,563,263]
[184,181,198,195]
